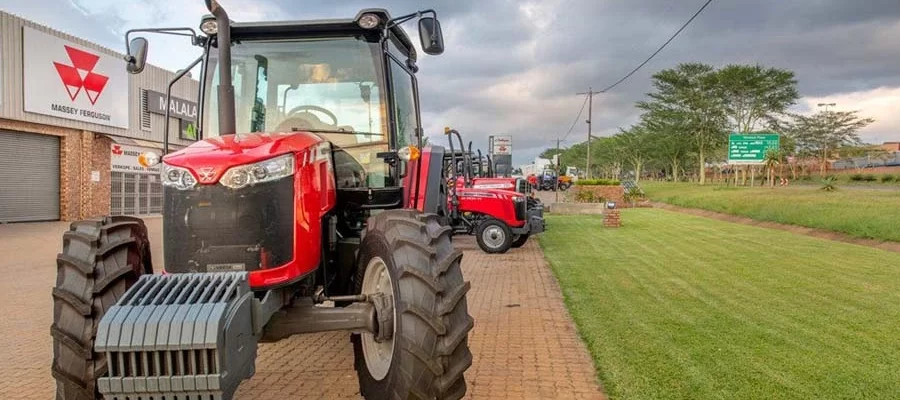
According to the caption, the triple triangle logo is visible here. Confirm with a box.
[52,45,109,105]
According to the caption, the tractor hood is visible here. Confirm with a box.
[162,131,325,184]
[456,186,523,200]
[471,177,517,190]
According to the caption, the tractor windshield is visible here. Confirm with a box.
[203,36,392,183]
[204,37,386,136]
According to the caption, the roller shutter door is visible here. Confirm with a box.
[0,130,60,222]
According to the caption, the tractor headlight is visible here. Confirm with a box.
[220,154,295,189]
[161,164,198,190]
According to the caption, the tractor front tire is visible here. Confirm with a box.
[352,210,473,400]
[511,234,530,248]
[51,216,151,400]
[475,218,512,254]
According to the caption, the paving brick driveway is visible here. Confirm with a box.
[0,218,603,399]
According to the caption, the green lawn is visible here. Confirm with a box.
[643,183,900,242]
[540,210,900,400]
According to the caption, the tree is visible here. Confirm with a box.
[638,63,728,184]
[641,108,692,182]
[615,125,653,182]
[539,148,565,160]
[789,110,874,173]
[716,65,799,132]
[590,137,625,179]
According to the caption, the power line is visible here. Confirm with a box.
[561,95,589,141]
[598,0,714,94]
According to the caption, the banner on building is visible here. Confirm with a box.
[23,27,129,128]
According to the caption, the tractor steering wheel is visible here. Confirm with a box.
[285,105,339,126]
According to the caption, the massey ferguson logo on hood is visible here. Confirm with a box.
[198,168,218,183]
[54,46,109,105]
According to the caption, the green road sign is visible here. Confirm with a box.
[728,133,779,164]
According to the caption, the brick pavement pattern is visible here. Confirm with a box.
[0,219,603,399]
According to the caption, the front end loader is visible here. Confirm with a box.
[50,3,473,399]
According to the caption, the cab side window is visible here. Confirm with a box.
[388,57,418,148]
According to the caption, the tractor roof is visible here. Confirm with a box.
[227,9,417,62]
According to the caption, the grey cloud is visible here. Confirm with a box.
[7,0,900,163]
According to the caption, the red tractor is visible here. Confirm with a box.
[440,129,545,253]
[51,2,473,399]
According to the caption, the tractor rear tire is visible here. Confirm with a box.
[51,216,151,400]
[511,234,530,248]
[475,218,512,254]
[352,210,473,400]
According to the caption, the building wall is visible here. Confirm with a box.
[881,142,900,153]
[0,11,205,221]
[0,10,200,146]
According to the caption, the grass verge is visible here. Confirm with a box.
[642,182,900,242]
[540,210,900,399]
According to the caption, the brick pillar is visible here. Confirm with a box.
[603,209,621,228]
[80,130,94,219]
[59,131,83,221]
[89,135,112,217]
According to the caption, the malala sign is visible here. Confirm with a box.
[23,27,129,128]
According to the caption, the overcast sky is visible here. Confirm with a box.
[4,0,900,164]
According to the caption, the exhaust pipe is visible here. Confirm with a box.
[205,0,236,136]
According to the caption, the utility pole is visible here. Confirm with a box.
[555,137,561,203]
[577,87,600,179]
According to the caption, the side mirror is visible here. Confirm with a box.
[418,17,444,55]
[126,37,148,74]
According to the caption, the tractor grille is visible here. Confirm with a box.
[95,273,257,400]
[163,177,295,274]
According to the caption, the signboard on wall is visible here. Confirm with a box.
[23,27,129,128]
[145,90,198,121]
[491,135,512,156]
[111,144,160,174]
[727,133,780,165]
[180,119,198,140]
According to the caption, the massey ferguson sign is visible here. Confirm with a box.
[23,27,129,129]
[111,144,160,174]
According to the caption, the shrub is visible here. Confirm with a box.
[849,174,864,181]
[820,175,837,192]
[575,179,621,186]
[574,190,594,203]
[798,175,813,182]
[624,186,644,203]
[880,174,896,183]
[862,174,877,182]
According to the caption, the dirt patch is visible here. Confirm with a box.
[652,202,900,254]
